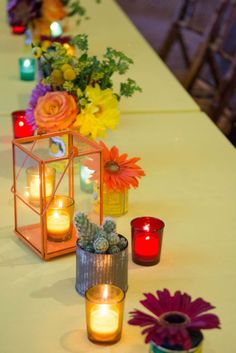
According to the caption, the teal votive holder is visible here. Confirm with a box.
[19,58,36,81]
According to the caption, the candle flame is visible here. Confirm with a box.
[18,121,24,127]
[53,211,60,219]
[24,190,30,198]
[145,235,150,240]
[58,200,63,208]
[23,59,31,68]
[143,224,150,232]
[103,285,109,300]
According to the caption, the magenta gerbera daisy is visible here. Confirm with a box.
[128,288,220,350]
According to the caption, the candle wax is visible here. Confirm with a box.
[30,177,53,199]
[90,306,119,335]
[47,211,70,235]
[134,232,159,260]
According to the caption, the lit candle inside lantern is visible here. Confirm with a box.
[86,284,125,344]
[131,217,165,266]
[30,176,53,199]
[80,165,94,193]
[46,196,74,242]
[26,166,56,207]
[19,57,35,81]
[50,21,63,38]
[12,110,34,138]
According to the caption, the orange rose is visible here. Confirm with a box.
[42,0,66,22]
[35,92,78,132]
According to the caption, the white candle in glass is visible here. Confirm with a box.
[30,175,53,199]
[46,197,74,242]
[90,305,119,334]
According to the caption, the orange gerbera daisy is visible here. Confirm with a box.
[99,141,145,191]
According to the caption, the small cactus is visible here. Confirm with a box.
[108,245,120,254]
[118,237,128,251]
[107,232,120,246]
[103,217,116,233]
[94,237,109,253]
[94,229,108,240]
[74,212,128,254]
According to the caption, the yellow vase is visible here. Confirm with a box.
[103,188,128,217]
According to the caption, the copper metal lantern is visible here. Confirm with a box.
[12,130,103,260]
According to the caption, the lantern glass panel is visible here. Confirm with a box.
[12,131,103,260]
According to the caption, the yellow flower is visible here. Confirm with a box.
[73,84,120,140]
[61,64,72,72]
[63,68,76,81]
[77,88,83,96]
[51,69,64,86]
[32,47,42,59]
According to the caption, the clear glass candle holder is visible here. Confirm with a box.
[131,217,165,266]
[85,284,125,344]
[46,195,74,242]
[26,166,56,207]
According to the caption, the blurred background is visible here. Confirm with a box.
[116,0,236,146]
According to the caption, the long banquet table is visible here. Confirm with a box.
[0,0,199,115]
[1,0,236,352]
[1,111,236,352]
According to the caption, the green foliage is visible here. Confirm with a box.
[37,34,141,105]
[61,0,101,24]
[74,212,128,254]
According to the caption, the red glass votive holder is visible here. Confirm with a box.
[11,25,26,35]
[12,111,34,139]
[131,217,165,266]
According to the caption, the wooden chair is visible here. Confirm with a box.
[159,0,230,90]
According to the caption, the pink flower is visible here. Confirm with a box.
[128,288,220,350]
[34,91,78,132]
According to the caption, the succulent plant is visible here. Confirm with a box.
[74,212,128,254]
[103,217,116,233]
[94,237,109,254]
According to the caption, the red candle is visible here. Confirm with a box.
[131,217,165,266]
[12,111,34,138]
[11,25,26,35]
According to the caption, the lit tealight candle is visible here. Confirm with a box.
[46,196,74,242]
[131,217,165,266]
[12,110,34,138]
[19,57,35,81]
[26,166,56,207]
[50,21,63,38]
[86,284,125,344]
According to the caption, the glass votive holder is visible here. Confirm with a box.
[19,57,35,81]
[46,195,74,242]
[12,110,34,138]
[50,21,63,38]
[131,217,165,266]
[26,166,56,207]
[85,284,125,344]
[11,25,26,35]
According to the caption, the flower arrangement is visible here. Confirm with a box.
[7,0,101,35]
[128,288,220,351]
[74,213,128,254]
[26,34,141,139]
